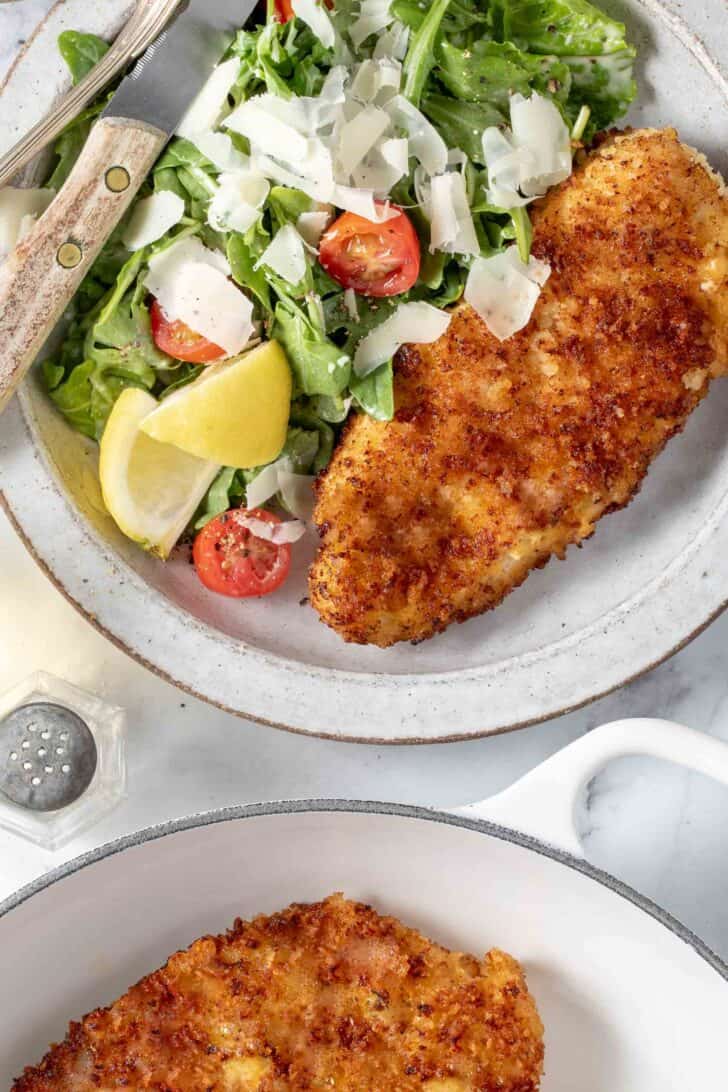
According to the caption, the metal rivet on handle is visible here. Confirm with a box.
[0,703,97,812]
[56,241,82,269]
[105,165,130,193]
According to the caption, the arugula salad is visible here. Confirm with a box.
[14,0,636,599]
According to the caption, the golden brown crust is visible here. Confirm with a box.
[14,894,543,1091]
[309,128,728,646]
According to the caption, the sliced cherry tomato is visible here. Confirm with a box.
[150,299,226,364]
[193,508,292,598]
[318,204,420,297]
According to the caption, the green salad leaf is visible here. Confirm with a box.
[43,0,637,536]
[58,30,109,85]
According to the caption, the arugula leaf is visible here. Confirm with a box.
[492,0,637,129]
[421,94,504,163]
[289,406,335,471]
[403,0,453,107]
[268,186,312,229]
[274,302,351,396]
[562,49,636,130]
[227,233,272,312]
[58,30,109,84]
[493,0,630,57]
[194,467,246,529]
[392,0,490,38]
[436,39,572,111]
[350,362,394,422]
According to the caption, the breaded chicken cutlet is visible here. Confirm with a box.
[14,893,544,1091]
[310,128,728,646]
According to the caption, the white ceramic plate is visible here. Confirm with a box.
[1,1,727,741]
[2,718,728,1089]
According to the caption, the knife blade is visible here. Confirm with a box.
[0,0,259,416]
[105,0,251,135]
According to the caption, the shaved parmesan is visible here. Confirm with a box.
[483,92,571,209]
[207,170,269,234]
[256,223,307,285]
[510,92,571,196]
[292,0,336,48]
[147,235,231,279]
[177,57,240,139]
[373,20,410,61]
[278,471,316,521]
[193,130,249,172]
[350,0,394,48]
[344,287,359,320]
[354,301,451,377]
[252,152,335,202]
[381,135,408,173]
[336,106,391,177]
[226,97,310,161]
[245,457,291,509]
[464,247,550,342]
[145,239,252,357]
[297,208,332,247]
[122,191,185,251]
[0,186,53,258]
[333,184,396,221]
[385,95,447,175]
[428,172,479,256]
[350,58,401,104]
[237,514,307,544]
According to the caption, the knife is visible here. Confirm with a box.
[0,0,255,416]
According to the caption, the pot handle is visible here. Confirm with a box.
[449,718,728,858]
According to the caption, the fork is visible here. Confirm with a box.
[0,0,180,190]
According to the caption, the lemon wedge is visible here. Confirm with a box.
[139,340,291,469]
[99,388,219,558]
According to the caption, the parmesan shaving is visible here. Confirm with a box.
[385,95,447,175]
[207,170,269,234]
[193,130,250,172]
[122,191,185,251]
[0,186,53,259]
[245,458,292,510]
[344,287,359,320]
[336,106,391,177]
[354,302,451,377]
[373,20,410,61]
[428,172,479,256]
[333,184,396,221]
[176,57,240,139]
[464,247,551,342]
[278,471,317,521]
[292,0,336,48]
[256,223,308,285]
[236,514,307,544]
[297,208,333,247]
[145,240,253,357]
[510,92,572,196]
[350,0,394,48]
[483,92,572,209]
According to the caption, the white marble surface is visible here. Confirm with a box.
[1,0,727,965]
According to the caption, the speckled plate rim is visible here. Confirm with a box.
[1,0,728,743]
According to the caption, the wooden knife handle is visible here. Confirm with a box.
[0,116,167,415]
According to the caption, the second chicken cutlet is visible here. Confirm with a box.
[14,894,543,1090]
[310,128,728,646]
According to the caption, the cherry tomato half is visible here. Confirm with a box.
[150,299,226,364]
[318,204,420,297]
[193,508,292,598]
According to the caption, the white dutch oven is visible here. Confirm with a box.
[1,0,727,741]
[2,717,728,1089]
